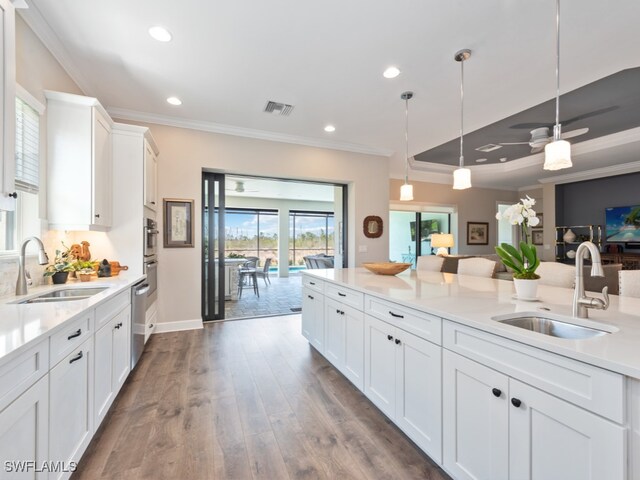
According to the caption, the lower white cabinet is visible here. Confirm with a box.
[0,375,49,479]
[364,314,442,462]
[49,337,94,480]
[443,349,625,480]
[324,297,364,390]
[302,287,324,352]
[94,306,131,426]
[145,300,157,344]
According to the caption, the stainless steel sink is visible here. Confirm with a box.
[14,286,108,304]
[492,313,612,340]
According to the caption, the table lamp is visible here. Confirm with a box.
[431,233,454,256]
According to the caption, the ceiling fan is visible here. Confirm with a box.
[225,180,258,193]
[499,126,589,154]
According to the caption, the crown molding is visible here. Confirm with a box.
[538,160,640,185]
[107,107,393,157]
[18,3,93,95]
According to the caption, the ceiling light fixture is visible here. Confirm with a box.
[166,96,182,106]
[383,67,401,79]
[324,125,336,133]
[400,91,414,201]
[148,26,172,42]
[453,49,472,190]
[544,0,572,171]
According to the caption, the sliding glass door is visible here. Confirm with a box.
[202,173,225,321]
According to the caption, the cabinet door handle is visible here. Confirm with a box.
[338,292,346,297]
[67,329,82,340]
[8,192,17,199]
[308,295,314,300]
[387,334,393,341]
[511,398,522,408]
[69,351,83,364]
[95,213,100,218]
[149,324,154,329]
[492,388,502,398]
[395,338,401,345]
[309,281,316,285]
[114,324,120,329]
[388,311,404,319]
[336,309,341,314]
[151,201,156,205]
[340,310,345,315]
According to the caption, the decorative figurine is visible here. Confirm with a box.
[98,259,112,277]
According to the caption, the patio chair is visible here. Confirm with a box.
[256,258,273,286]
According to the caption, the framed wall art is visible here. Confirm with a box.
[164,198,194,248]
[467,222,489,245]
[532,229,544,245]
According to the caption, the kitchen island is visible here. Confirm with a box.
[302,268,640,480]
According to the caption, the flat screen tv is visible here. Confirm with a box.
[605,205,640,243]
[410,219,439,242]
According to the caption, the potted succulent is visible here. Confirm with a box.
[73,259,99,282]
[44,244,74,284]
[495,195,541,299]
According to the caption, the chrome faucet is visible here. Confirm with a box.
[16,237,49,296]
[572,241,609,318]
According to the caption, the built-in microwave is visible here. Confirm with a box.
[144,218,158,258]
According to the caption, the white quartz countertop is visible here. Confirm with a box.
[0,272,145,364]
[304,268,640,379]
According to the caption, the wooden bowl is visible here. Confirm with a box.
[362,262,412,276]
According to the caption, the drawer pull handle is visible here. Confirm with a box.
[308,295,314,300]
[388,311,404,319]
[338,292,346,297]
[511,398,522,408]
[149,323,154,329]
[395,338,401,345]
[67,329,82,340]
[387,334,393,341]
[336,309,341,314]
[309,282,316,285]
[340,310,345,315]
[69,351,83,364]
[492,388,502,398]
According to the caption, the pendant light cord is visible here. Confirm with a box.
[459,57,465,168]
[554,0,561,140]
[405,96,409,183]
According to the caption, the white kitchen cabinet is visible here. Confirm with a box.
[143,139,158,211]
[364,314,442,461]
[145,299,157,344]
[0,0,16,211]
[49,337,93,480]
[45,91,113,230]
[324,298,364,390]
[443,349,625,480]
[302,286,324,351]
[94,306,131,427]
[0,375,49,479]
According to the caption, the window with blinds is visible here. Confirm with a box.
[15,97,40,193]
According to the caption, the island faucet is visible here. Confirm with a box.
[16,236,49,296]
[572,241,609,318]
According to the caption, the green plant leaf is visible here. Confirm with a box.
[501,243,524,266]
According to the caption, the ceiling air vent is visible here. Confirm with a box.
[264,101,294,116]
[475,143,503,153]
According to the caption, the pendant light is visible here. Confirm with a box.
[544,0,572,170]
[453,49,471,190]
[400,91,414,201]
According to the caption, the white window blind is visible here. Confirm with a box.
[15,97,40,193]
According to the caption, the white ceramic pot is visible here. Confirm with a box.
[563,229,576,243]
[513,278,539,300]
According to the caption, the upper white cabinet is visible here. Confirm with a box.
[45,91,113,230]
[144,139,158,211]
[0,0,16,211]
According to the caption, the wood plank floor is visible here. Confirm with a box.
[74,315,451,480]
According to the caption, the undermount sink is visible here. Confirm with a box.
[14,286,108,304]
[492,313,613,340]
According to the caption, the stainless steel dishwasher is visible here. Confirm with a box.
[131,280,150,369]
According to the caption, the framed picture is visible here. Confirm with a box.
[537,213,544,228]
[532,229,544,245]
[163,198,194,248]
[467,222,489,245]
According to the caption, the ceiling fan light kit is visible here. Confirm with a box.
[453,49,472,190]
[544,0,573,171]
[400,91,414,201]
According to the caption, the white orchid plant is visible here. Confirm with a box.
[495,195,541,280]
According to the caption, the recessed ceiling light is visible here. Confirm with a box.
[166,96,182,106]
[383,66,401,79]
[499,157,508,162]
[149,26,172,42]
[324,125,336,133]
[475,158,487,163]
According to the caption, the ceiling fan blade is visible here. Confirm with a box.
[498,141,530,146]
[530,145,545,154]
[562,106,619,126]
[560,127,589,140]
[510,122,553,130]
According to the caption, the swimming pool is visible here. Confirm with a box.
[268,266,306,273]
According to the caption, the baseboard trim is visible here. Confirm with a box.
[153,319,203,333]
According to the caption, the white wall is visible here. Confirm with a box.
[115,121,390,325]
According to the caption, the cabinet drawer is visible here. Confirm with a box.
[303,276,324,293]
[365,295,441,345]
[50,313,93,367]
[443,320,624,423]
[325,283,363,310]
[95,290,130,330]
[0,339,49,412]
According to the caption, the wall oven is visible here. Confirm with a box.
[144,218,158,259]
